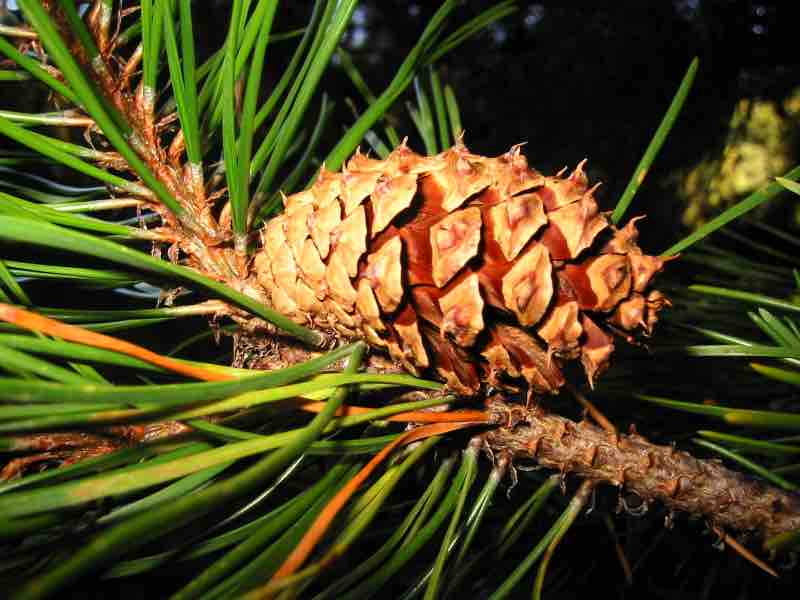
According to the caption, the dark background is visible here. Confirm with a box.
[322,0,799,253]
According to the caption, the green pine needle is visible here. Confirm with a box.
[612,57,698,224]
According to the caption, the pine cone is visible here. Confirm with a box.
[253,142,669,395]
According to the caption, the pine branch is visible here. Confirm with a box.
[483,396,800,542]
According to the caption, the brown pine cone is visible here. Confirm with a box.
[252,141,669,395]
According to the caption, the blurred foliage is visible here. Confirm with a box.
[678,88,800,227]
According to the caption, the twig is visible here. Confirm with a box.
[483,396,800,542]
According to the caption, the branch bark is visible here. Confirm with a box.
[483,396,800,543]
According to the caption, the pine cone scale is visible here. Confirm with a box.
[253,143,667,395]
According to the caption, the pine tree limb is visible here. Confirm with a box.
[483,396,800,543]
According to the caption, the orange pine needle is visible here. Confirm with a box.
[710,524,779,578]
[298,401,490,423]
[0,303,234,382]
[566,382,616,434]
[264,421,481,594]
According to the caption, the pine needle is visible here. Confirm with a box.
[710,524,778,578]
[0,303,234,381]
[297,401,490,423]
[260,421,482,595]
